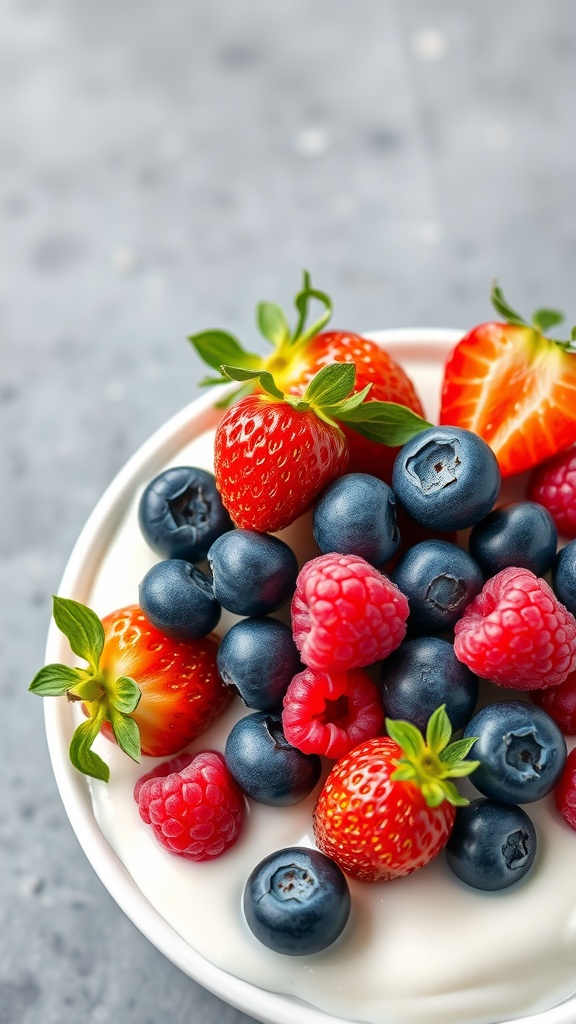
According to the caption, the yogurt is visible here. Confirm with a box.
[73,346,576,1024]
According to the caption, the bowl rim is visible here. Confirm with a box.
[43,327,576,1024]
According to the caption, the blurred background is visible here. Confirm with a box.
[2,1,576,1021]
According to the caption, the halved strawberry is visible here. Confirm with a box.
[440,285,576,477]
[30,598,230,781]
[189,273,424,482]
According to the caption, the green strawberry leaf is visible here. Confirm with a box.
[257,302,290,347]
[29,663,84,697]
[335,401,432,446]
[440,736,479,766]
[292,271,333,346]
[333,384,372,413]
[109,676,141,715]
[491,283,528,327]
[532,307,564,334]
[421,780,446,808]
[108,706,141,762]
[386,718,425,760]
[52,596,105,672]
[303,363,356,407]
[219,364,285,400]
[188,330,262,374]
[69,714,109,783]
[438,779,470,807]
[426,704,452,754]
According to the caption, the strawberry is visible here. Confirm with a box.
[189,272,424,482]
[440,284,576,478]
[313,705,479,882]
[214,362,429,533]
[29,598,231,782]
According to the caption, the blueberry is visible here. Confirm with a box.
[217,618,301,711]
[463,701,567,804]
[552,540,576,616]
[446,799,537,891]
[208,529,298,616]
[379,637,478,732]
[139,559,221,640]
[225,712,321,805]
[244,846,351,955]
[392,426,501,531]
[391,540,483,634]
[313,473,399,566]
[469,501,557,578]
[139,466,232,562]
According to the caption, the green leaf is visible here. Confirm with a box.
[440,759,480,779]
[198,375,231,387]
[52,597,105,672]
[302,363,356,407]
[336,401,432,446]
[386,718,425,760]
[69,715,109,783]
[490,283,528,327]
[219,364,285,400]
[292,272,333,346]
[108,707,141,762]
[426,704,451,754]
[29,663,83,697]
[440,736,479,766]
[438,779,470,807]
[109,676,141,715]
[257,302,290,347]
[421,781,446,808]
[331,383,372,414]
[532,307,564,334]
[188,330,262,374]
[390,762,417,783]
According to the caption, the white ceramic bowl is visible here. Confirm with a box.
[44,330,576,1024]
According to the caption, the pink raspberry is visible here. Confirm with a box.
[533,668,576,734]
[528,448,576,539]
[554,747,576,831]
[134,751,245,861]
[282,666,384,760]
[454,566,576,690]
[291,552,409,671]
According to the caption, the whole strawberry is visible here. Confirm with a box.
[190,272,426,484]
[440,284,576,477]
[214,362,428,534]
[30,597,231,781]
[313,705,478,882]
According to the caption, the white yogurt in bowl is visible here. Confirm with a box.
[44,331,576,1024]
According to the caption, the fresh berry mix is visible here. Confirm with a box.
[528,448,576,539]
[134,751,245,861]
[463,701,567,804]
[468,501,558,579]
[313,706,479,882]
[281,666,383,760]
[291,552,409,672]
[454,566,576,690]
[138,466,233,562]
[243,846,351,956]
[554,747,576,830]
[138,559,221,640]
[446,799,537,891]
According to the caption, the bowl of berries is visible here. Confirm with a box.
[35,276,576,1024]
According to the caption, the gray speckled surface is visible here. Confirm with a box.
[3,2,576,1022]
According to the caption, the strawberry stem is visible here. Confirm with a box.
[387,705,479,809]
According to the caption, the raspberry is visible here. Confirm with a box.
[554,747,576,830]
[533,668,576,734]
[454,566,576,690]
[134,751,245,861]
[281,666,384,760]
[291,553,409,672]
[528,449,576,539]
